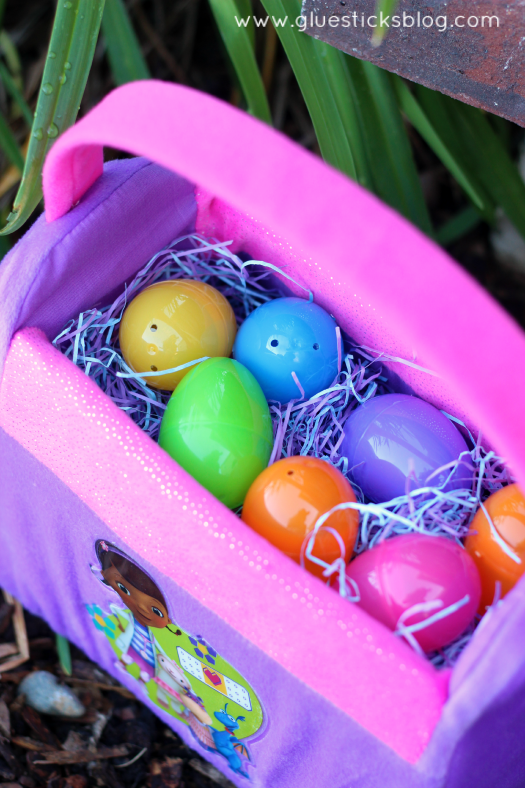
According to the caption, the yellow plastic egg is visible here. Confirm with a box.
[119,279,237,390]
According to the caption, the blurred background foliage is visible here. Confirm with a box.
[0,0,524,323]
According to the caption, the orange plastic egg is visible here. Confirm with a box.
[119,279,237,391]
[242,456,359,578]
[465,484,525,613]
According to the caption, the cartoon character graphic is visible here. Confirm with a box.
[94,540,177,689]
[212,704,252,778]
[88,540,265,779]
[155,654,211,724]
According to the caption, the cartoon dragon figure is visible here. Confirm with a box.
[211,703,252,778]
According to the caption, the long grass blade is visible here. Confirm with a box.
[453,101,525,240]
[372,0,400,46]
[414,86,525,233]
[56,634,72,676]
[208,0,271,123]
[233,0,255,48]
[0,234,11,261]
[413,85,496,224]
[321,50,373,189]
[1,0,106,235]
[260,0,358,178]
[393,77,489,214]
[0,31,22,87]
[355,60,432,233]
[0,61,33,127]
[435,205,481,246]
[102,0,150,85]
[0,111,23,171]
[260,1,431,230]
[489,113,512,151]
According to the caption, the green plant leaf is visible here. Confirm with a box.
[0,30,22,85]
[0,207,12,261]
[450,100,525,240]
[259,0,358,179]
[488,113,512,151]
[259,2,431,231]
[0,110,24,171]
[102,0,150,85]
[415,85,525,241]
[355,61,432,233]
[256,0,430,229]
[320,49,373,189]
[414,85,525,233]
[1,0,106,236]
[208,0,271,123]
[393,77,489,214]
[56,634,72,676]
[0,61,33,127]
[372,0,400,46]
[233,0,255,48]
[0,235,10,260]
[435,205,481,246]
[413,85,496,223]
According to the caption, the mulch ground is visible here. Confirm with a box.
[0,609,234,788]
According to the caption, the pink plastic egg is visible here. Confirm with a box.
[345,534,481,653]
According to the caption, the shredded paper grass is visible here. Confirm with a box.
[54,233,514,668]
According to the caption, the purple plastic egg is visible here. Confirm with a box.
[346,534,481,653]
[341,394,471,503]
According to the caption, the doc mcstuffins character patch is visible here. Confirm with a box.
[87,540,264,779]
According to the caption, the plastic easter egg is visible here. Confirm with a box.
[340,394,471,503]
[346,534,481,653]
[158,358,273,509]
[232,297,339,404]
[119,279,237,391]
[465,484,525,613]
[242,456,359,578]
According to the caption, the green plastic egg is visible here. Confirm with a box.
[158,357,274,509]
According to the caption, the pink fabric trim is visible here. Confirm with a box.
[41,81,525,494]
[195,189,471,432]
[0,327,449,763]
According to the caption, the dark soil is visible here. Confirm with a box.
[0,609,234,788]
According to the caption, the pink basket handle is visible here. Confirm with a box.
[43,80,525,487]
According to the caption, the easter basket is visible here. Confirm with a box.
[1,80,525,788]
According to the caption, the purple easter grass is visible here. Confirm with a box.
[53,234,282,440]
[53,232,514,668]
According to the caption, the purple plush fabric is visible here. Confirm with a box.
[420,577,525,787]
[1,154,523,786]
[0,157,196,375]
[3,371,524,786]
[0,426,423,788]
[445,683,525,788]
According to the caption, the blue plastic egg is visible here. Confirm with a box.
[232,297,339,404]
